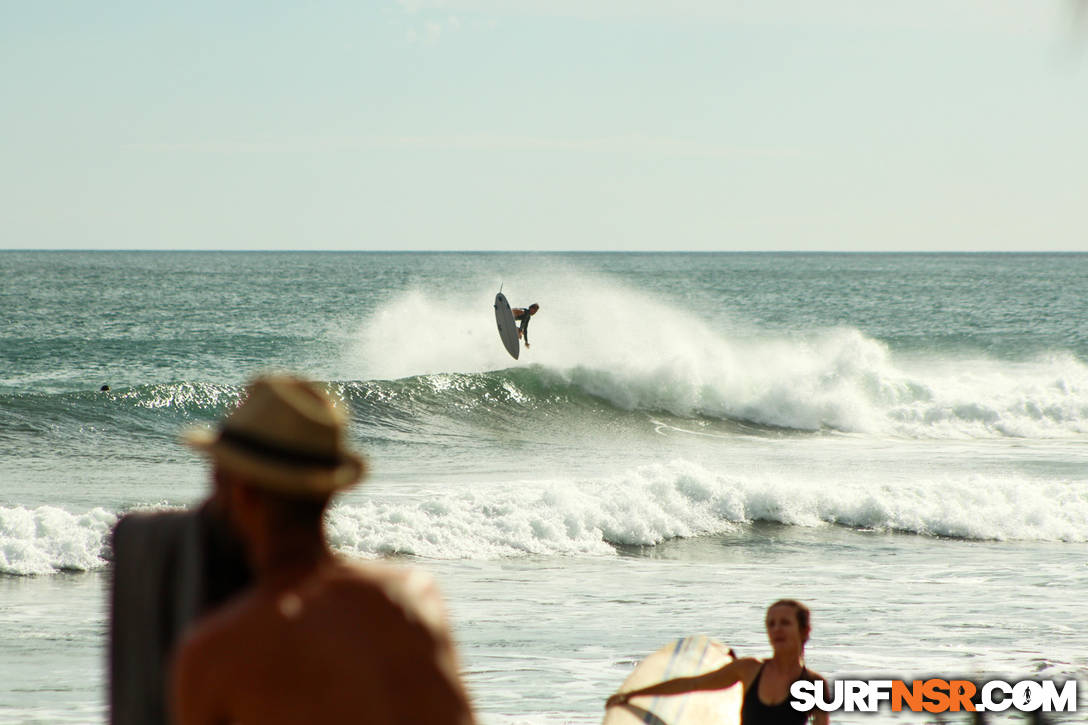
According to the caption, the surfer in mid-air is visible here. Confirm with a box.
[512,303,539,349]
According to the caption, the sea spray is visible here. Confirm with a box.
[343,275,1088,438]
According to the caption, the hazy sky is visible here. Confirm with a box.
[2,1,1086,251]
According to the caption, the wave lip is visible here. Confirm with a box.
[5,340,1087,451]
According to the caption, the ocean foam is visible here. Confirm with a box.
[325,460,1088,560]
[4,459,1084,577]
[0,506,116,575]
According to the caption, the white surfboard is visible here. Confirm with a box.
[603,635,741,725]
[494,292,519,360]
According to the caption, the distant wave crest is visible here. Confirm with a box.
[4,348,1086,449]
[337,347,1088,441]
[339,281,1088,440]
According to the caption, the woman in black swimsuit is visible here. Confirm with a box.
[606,599,829,724]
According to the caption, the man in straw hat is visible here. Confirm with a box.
[166,374,474,725]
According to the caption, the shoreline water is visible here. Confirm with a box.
[2,524,1086,723]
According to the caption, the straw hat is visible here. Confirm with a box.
[184,375,367,495]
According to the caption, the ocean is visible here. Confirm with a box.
[1,251,1086,724]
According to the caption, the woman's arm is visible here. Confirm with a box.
[605,657,758,708]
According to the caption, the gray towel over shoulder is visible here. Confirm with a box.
[109,505,250,725]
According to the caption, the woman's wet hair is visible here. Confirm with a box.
[767,599,811,644]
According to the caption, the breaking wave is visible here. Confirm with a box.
[6,459,1084,575]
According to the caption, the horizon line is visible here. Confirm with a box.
[1,248,1085,255]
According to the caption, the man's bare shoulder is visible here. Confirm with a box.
[330,558,449,631]
[172,560,473,725]
[181,559,448,637]
[175,587,264,656]
[170,589,263,724]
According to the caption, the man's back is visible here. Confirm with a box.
[172,559,474,725]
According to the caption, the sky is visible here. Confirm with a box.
[2,1,1086,252]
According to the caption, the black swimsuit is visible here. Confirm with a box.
[740,663,811,724]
